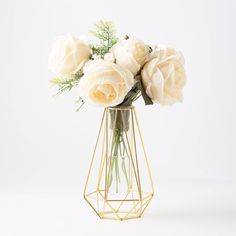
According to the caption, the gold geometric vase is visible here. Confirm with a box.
[84,106,154,220]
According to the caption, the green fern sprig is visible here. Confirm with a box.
[90,20,118,58]
[50,71,83,95]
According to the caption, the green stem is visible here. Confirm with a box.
[107,129,130,193]
[119,134,129,190]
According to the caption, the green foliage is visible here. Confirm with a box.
[90,20,118,58]
[118,78,153,107]
[50,72,83,95]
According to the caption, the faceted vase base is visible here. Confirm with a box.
[84,190,153,220]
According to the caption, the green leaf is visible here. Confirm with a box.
[117,79,153,107]
[117,81,140,106]
[136,80,154,105]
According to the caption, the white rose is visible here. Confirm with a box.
[48,35,91,77]
[79,60,134,107]
[141,45,186,105]
[107,39,151,75]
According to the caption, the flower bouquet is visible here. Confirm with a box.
[49,21,186,220]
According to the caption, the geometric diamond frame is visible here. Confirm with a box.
[84,106,154,220]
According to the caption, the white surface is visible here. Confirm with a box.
[1,181,236,236]
[0,0,236,235]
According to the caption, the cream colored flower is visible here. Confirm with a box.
[107,39,151,75]
[48,35,91,77]
[141,45,186,105]
[78,60,134,107]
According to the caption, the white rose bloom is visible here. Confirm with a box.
[79,60,134,107]
[48,35,91,77]
[108,39,151,75]
[141,45,186,105]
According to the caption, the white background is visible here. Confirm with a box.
[0,0,236,235]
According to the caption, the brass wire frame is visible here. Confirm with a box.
[84,106,154,220]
